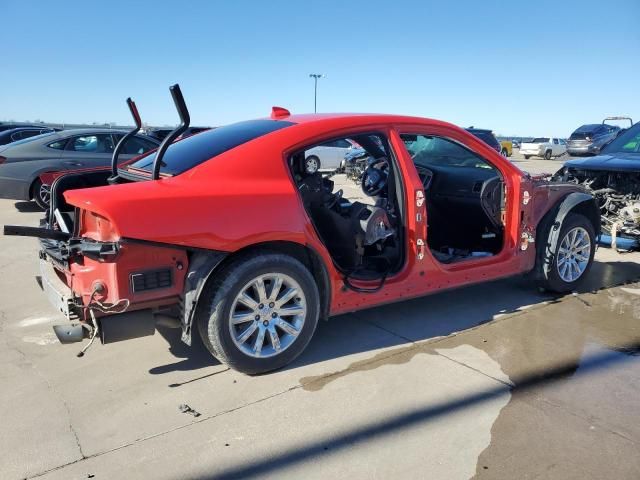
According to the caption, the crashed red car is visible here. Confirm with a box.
[4,85,600,374]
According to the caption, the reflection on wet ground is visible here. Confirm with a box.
[438,284,640,479]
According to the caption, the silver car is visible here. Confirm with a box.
[304,138,357,173]
[567,123,621,156]
[0,128,159,208]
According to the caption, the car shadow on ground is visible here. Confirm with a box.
[287,256,640,372]
[149,326,222,378]
[13,201,42,213]
[148,256,640,376]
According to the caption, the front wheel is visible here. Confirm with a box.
[544,150,552,160]
[524,155,531,159]
[197,252,320,374]
[536,213,595,293]
[501,148,508,157]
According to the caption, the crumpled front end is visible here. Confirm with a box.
[553,166,640,250]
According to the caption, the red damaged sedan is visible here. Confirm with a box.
[4,85,600,374]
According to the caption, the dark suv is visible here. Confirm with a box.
[466,127,501,153]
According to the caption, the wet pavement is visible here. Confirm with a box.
[1,198,639,480]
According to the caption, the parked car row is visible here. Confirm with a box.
[508,116,633,160]
[0,129,161,208]
[0,121,214,208]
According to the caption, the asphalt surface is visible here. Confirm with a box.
[1,160,639,479]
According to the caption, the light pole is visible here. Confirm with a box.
[309,73,324,113]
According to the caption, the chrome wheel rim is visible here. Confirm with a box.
[229,273,306,358]
[306,157,318,173]
[39,183,51,206]
[557,226,591,283]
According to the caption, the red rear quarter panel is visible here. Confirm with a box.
[63,129,309,251]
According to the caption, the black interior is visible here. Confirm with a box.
[416,163,504,261]
[291,134,404,280]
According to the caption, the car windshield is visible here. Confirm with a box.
[600,123,640,156]
[126,119,294,176]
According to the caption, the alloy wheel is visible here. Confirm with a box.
[557,226,591,283]
[305,157,319,174]
[229,273,307,358]
[39,183,51,207]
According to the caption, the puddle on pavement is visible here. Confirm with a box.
[300,281,640,478]
[299,343,430,392]
[455,283,640,479]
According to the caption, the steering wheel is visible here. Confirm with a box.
[361,158,389,197]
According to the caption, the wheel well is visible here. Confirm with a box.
[534,197,600,267]
[569,200,601,237]
[212,241,331,320]
[29,177,41,199]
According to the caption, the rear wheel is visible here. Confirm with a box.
[196,252,320,374]
[501,148,508,157]
[32,179,50,210]
[536,213,595,292]
[544,150,552,160]
[524,155,531,159]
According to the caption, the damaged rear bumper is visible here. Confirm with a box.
[37,256,76,322]
[38,255,158,345]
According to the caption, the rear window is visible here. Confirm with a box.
[570,124,605,140]
[127,119,294,176]
[532,138,550,143]
[3,132,56,147]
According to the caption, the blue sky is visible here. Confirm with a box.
[2,0,638,136]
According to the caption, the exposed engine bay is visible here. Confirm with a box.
[291,134,403,284]
[556,168,640,250]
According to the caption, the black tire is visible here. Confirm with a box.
[501,148,508,157]
[524,155,531,159]
[535,213,596,293]
[32,179,50,210]
[196,252,320,375]
[544,150,552,160]
[305,156,320,174]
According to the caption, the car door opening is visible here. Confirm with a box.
[401,134,505,263]
[290,133,405,282]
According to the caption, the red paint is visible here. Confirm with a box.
[56,113,573,316]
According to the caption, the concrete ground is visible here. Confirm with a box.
[508,148,571,175]
[1,172,639,479]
